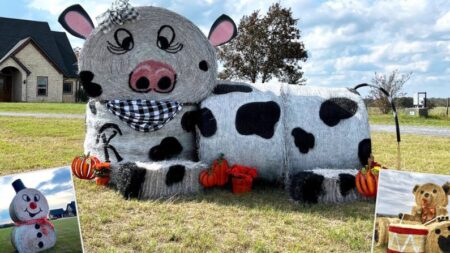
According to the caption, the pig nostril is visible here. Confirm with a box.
[136,77,150,90]
[157,76,172,90]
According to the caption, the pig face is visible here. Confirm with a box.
[10,188,49,221]
[59,4,237,103]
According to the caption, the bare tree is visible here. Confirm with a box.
[370,70,412,114]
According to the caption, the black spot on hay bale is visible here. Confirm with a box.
[165,165,186,186]
[199,60,209,71]
[181,108,217,137]
[111,162,147,199]
[289,171,324,204]
[338,174,356,197]
[358,139,372,166]
[79,71,102,97]
[149,137,183,161]
[35,224,40,229]
[37,232,42,238]
[319,97,358,127]
[235,101,280,139]
[291,127,315,154]
[38,242,43,248]
[213,84,252,94]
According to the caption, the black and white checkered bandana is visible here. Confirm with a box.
[106,100,182,132]
[96,0,139,34]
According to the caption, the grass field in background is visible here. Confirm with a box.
[0,103,85,114]
[0,217,83,253]
[368,106,450,127]
[0,115,449,252]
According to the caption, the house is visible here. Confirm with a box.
[49,208,65,219]
[0,17,79,102]
[64,201,77,217]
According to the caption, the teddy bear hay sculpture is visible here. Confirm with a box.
[59,0,371,201]
[9,179,56,253]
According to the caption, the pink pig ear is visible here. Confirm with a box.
[208,14,238,47]
[58,4,95,40]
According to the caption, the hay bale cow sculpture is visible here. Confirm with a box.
[9,179,56,253]
[59,1,371,202]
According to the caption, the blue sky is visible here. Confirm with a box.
[0,167,76,225]
[375,169,450,216]
[1,0,450,97]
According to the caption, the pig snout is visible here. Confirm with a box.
[129,60,177,93]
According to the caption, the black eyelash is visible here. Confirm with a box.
[107,28,134,55]
[157,25,183,54]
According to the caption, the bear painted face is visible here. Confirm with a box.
[10,188,49,221]
[413,183,448,207]
[427,221,450,253]
[59,4,237,103]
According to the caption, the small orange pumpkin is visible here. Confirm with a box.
[71,154,100,180]
[199,169,217,188]
[212,154,229,186]
[94,162,111,186]
[356,155,382,198]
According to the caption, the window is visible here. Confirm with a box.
[37,76,48,96]
[63,82,73,94]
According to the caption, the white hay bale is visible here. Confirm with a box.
[110,160,205,199]
[85,101,197,164]
[198,82,285,181]
[284,85,370,174]
[288,169,362,204]
[198,82,371,183]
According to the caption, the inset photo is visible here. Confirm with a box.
[0,167,83,253]
[372,169,450,253]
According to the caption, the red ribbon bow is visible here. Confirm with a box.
[15,218,55,236]
[421,201,436,224]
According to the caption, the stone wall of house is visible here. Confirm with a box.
[0,58,27,102]
[62,78,78,103]
[15,43,63,102]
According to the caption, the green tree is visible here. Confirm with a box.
[218,3,307,84]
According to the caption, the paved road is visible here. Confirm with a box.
[1,112,449,137]
[371,124,450,137]
[0,112,84,119]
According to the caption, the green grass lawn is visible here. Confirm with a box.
[0,116,449,252]
[369,107,450,127]
[0,102,85,114]
[0,217,83,253]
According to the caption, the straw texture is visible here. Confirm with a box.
[85,101,197,164]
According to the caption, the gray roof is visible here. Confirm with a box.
[0,17,78,77]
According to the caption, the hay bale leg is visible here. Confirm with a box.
[288,169,362,204]
[110,160,205,199]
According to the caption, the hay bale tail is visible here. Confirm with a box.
[110,160,205,199]
[288,169,362,204]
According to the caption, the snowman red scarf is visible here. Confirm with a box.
[15,218,55,235]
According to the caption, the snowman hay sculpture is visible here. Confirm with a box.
[9,179,56,253]
[59,0,371,202]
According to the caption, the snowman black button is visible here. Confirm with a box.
[35,224,40,229]
[37,232,42,238]
[38,241,44,248]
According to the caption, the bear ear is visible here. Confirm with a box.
[443,183,450,194]
[58,4,95,40]
[208,14,237,47]
[413,185,420,193]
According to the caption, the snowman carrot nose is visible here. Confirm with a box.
[29,202,37,209]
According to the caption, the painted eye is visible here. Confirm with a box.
[157,25,183,53]
[433,189,437,193]
[34,194,40,202]
[22,194,31,202]
[107,28,134,55]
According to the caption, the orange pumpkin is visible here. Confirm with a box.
[94,162,111,186]
[212,154,229,186]
[356,167,379,198]
[199,169,217,188]
[71,154,100,180]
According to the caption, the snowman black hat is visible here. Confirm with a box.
[12,179,27,193]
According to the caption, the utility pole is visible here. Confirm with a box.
[447,97,449,118]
